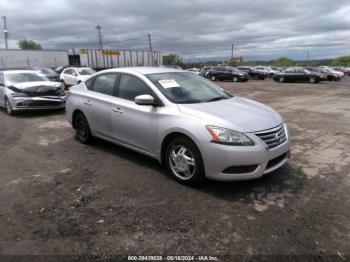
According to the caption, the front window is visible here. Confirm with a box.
[147,72,232,104]
[77,68,96,75]
[6,72,48,85]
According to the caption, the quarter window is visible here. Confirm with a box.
[92,73,117,96]
[119,74,153,101]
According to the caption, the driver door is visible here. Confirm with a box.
[111,74,159,156]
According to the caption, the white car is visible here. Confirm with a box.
[186,68,201,75]
[60,67,96,87]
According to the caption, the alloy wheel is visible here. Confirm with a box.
[169,145,196,180]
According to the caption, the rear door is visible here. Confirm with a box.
[62,69,75,85]
[81,73,118,139]
[111,74,159,156]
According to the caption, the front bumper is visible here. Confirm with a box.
[201,135,290,181]
[10,96,66,111]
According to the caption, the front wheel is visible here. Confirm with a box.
[233,76,239,82]
[210,75,216,81]
[279,77,285,83]
[165,137,205,185]
[73,113,92,144]
[4,98,14,116]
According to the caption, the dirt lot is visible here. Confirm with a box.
[0,78,350,260]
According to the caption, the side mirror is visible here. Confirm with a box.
[135,94,155,106]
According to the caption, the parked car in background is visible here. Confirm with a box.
[254,66,279,78]
[305,67,328,81]
[200,66,213,78]
[0,70,66,115]
[273,68,323,83]
[186,68,201,75]
[54,65,71,75]
[208,66,249,82]
[34,67,60,82]
[66,67,290,185]
[60,67,96,88]
[237,66,266,80]
[318,67,342,81]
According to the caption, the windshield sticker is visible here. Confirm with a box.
[158,79,180,89]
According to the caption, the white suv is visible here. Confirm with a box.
[60,67,95,88]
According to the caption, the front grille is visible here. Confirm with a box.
[17,100,65,107]
[255,124,287,149]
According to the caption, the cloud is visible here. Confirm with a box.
[0,0,349,61]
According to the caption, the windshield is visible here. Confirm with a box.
[77,68,95,75]
[6,73,49,85]
[147,72,232,104]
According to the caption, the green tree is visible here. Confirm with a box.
[269,57,295,67]
[331,56,350,66]
[17,39,42,50]
[163,54,182,66]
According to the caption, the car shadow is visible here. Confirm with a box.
[87,137,305,202]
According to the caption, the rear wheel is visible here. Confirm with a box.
[165,137,205,185]
[309,77,316,84]
[4,98,14,116]
[233,76,239,82]
[210,75,216,81]
[73,113,92,144]
[279,77,285,83]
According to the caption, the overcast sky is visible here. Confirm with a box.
[0,0,349,61]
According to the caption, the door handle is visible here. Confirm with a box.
[112,107,123,113]
[84,100,92,105]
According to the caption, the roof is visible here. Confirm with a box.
[101,67,184,75]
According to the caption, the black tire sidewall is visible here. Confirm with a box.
[74,113,92,144]
[165,137,205,185]
[5,98,13,116]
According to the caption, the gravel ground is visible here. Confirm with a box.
[0,78,349,261]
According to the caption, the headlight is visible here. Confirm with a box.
[206,125,254,146]
[11,92,28,97]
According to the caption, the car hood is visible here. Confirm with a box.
[9,81,62,92]
[178,97,283,132]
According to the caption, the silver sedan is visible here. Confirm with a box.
[66,67,290,184]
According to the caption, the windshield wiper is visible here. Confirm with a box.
[206,96,227,102]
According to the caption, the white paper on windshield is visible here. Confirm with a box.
[158,79,180,89]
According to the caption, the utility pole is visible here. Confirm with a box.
[307,50,310,66]
[148,32,153,66]
[148,32,153,52]
[96,24,103,50]
[231,44,234,59]
[2,16,8,49]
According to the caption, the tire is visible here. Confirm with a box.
[254,75,259,80]
[233,76,239,82]
[309,77,316,84]
[165,137,205,185]
[73,112,92,144]
[4,98,14,116]
[210,75,216,81]
[279,77,285,83]
[269,73,275,78]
